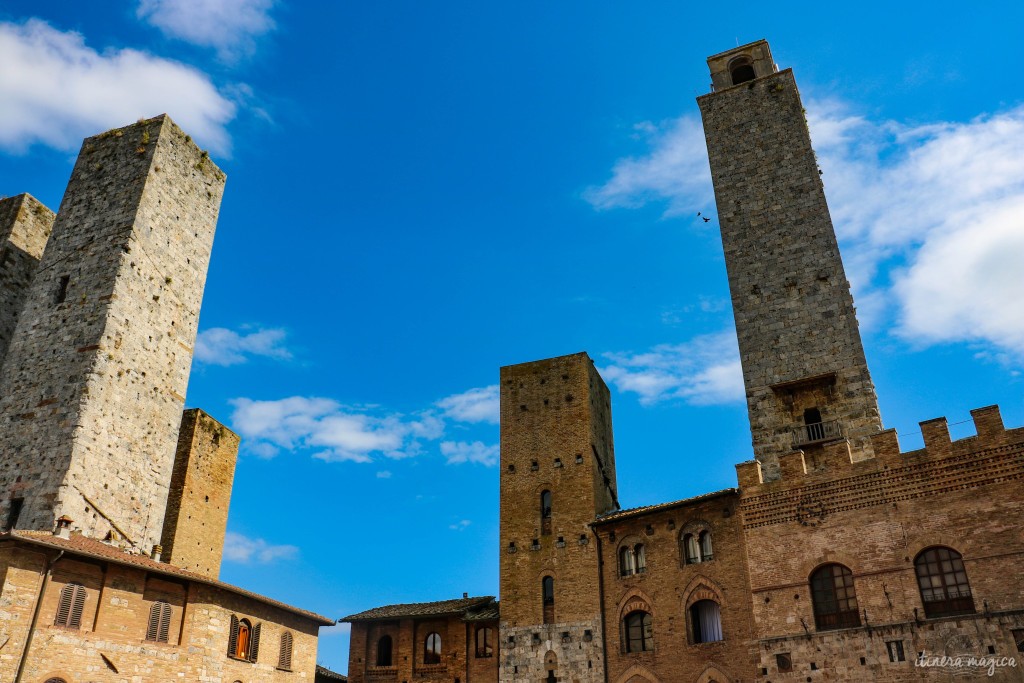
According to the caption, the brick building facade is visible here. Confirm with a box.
[345,40,1024,682]
[0,116,333,681]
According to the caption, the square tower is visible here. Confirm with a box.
[0,115,225,551]
[498,352,616,683]
[698,41,882,479]
[0,194,54,371]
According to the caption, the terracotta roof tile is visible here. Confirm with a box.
[315,664,348,681]
[3,530,334,625]
[592,488,738,524]
[341,596,496,622]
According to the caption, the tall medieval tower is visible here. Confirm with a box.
[499,352,617,682]
[0,115,225,554]
[697,40,882,480]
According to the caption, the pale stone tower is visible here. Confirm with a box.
[0,194,54,371]
[697,40,882,480]
[160,409,240,578]
[0,115,225,552]
[499,352,617,682]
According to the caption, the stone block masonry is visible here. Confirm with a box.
[0,194,54,372]
[161,408,240,579]
[0,115,226,553]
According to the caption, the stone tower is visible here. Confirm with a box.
[161,409,240,578]
[498,352,617,682]
[0,194,54,371]
[697,40,882,479]
[0,115,225,552]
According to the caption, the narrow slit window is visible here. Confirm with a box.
[55,275,70,304]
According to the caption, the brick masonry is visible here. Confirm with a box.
[0,194,54,372]
[0,115,225,552]
[161,408,241,579]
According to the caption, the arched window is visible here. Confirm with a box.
[54,582,86,629]
[542,576,555,624]
[228,615,261,662]
[376,634,393,666]
[619,546,635,576]
[915,547,974,618]
[146,600,172,643]
[278,630,294,670]
[729,56,756,85]
[634,544,646,573]
[424,632,442,665]
[44,679,68,683]
[810,564,860,630]
[475,626,493,657]
[540,490,552,535]
[690,600,723,643]
[623,610,653,652]
[699,532,713,562]
[684,534,701,564]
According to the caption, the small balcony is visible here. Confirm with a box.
[792,419,842,448]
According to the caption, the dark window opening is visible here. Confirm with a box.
[540,490,552,535]
[776,652,793,672]
[887,640,906,662]
[915,547,975,618]
[424,632,442,665]
[1012,629,1024,653]
[624,610,653,652]
[689,600,723,643]
[376,635,393,666]
[5,497,24,530]
[811,564,860,630]
[804,407,825,441]
[475,627,493,657]
[729,57,756,85]
[55,275,70,304]
[542,576,555,624]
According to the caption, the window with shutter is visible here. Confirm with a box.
[54,583,86,628]
[278,631,294,670]
[250,622,262,662]
[147,601,172,643]
[227,614,240,658]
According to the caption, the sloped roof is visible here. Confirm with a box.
[3,530,334,625]
[341,595,496,622]
[592,488,738,524]
[315,664,348,681]
[463,601,500,621]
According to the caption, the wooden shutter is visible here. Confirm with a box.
[227,614,239,657]
[278,631,293,669]
[146,603,161,641]
[157,602,171,643]
[54,584,74,626]
[249,622,262,662]
[69,584,86,629]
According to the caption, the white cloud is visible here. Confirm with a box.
[584,117,713,217]
[229,396,444,463]
[439,441,499,467]
[195,327,292,366]
[376,470,392,479]
[449,519,472,531]
[587,98,1024,364]
[437,385,500,424]
[0,19,235,155]
[223,531,298,564]
[138,0,276,61]
[601,330,744,406]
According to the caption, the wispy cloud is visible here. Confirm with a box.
[587,99,1024,364]
[0,19,235,155]
[137,0,276,61]
[376,470,392,479]
[229,396,444,462]
[437,385,499,424]
[440,441,499,466]
[449,519,472,531]
[195,327,292,366]
[601,330,744,406]
[223,531,298,564]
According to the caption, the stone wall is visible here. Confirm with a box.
[0,115,225,551]
[0,194,54,374]
[161,409,240,579]
[698,49,881,478]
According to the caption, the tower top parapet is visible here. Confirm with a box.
[706,39,777,92]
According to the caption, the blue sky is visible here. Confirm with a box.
[2,1,1023,673]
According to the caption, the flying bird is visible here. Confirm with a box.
[703,217,711,223]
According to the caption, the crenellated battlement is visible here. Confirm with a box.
[737,404,1024,528]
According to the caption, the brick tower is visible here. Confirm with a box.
[498,352,617,682]
[0,115,225,552]
[0,194,54,371]
[697,40,882,480]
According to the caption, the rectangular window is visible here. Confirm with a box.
[776,653,793,673]
[1013,630,1024,653]
[887,640,906,662]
